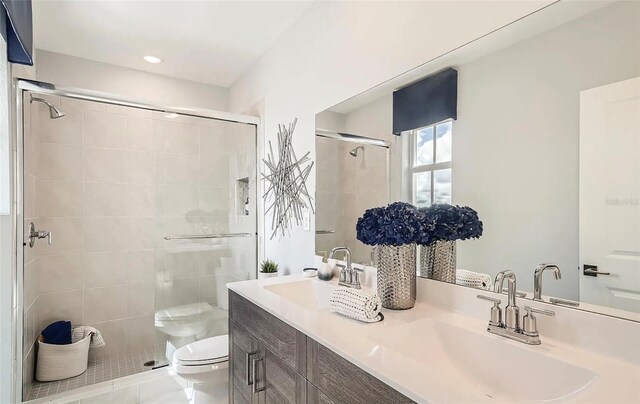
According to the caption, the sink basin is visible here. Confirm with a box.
[370,319,597,402]
[263,279,335,310]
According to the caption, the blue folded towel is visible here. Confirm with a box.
[41,321,72,345]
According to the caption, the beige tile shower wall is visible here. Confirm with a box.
[30,95,159,359]
[341,96,394,264]
[338,142,389,264]
[315,106,393,264]
[315,137,347,255]
[220,123,257,310]
[28,95,254,364]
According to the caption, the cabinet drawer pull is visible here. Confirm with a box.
[252,358,265,394]
[246,351,258,385]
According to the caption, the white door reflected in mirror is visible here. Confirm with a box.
[579,76,640,312]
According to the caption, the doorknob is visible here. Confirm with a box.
[27,222,52,248]
[583,264,611,277]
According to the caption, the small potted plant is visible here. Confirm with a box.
[259,259,279,279]
[356,202,422,309]
[417,204,483,283]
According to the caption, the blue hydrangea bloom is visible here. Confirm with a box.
[356,202,421,246]
[417,204,483,244]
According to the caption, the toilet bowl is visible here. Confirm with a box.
[172,335,229,404]
[155,302,227,361]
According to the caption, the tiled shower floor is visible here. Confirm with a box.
[25,345,167,401]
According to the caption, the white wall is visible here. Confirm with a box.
[34,50,229,111]
[229,0,552,272]
[453,1,640,300]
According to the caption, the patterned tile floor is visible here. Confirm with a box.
[26,345,167,401]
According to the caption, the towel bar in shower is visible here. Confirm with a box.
[164,233,253,240]
[315,230,335,234]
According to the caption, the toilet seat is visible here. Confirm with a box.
[172,335,229,386]
[172,334,229,367]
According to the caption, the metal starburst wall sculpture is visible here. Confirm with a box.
[262,118,314,239]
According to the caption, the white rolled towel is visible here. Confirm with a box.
[330,288,384,323]
[72,326,105,348]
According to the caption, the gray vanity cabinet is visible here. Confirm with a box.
[229,292,307,404]
[230,319,260,404]
[306,382,335,404]
[261,346,307,403]
[229,291,414,404]
[306,340,413,404]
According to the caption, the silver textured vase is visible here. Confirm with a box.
[420,240,456,283]
[376,244,417,309]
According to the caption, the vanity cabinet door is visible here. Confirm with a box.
[306,340,415,404]
[306,382,335,404]
[260,345,307,404]
[230,291,307,376]
[230,319,260,404]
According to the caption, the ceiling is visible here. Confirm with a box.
[33,0,314,88]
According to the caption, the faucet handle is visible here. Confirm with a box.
[477,294,501,304]
[477,295,502,327]
[524,306,555,317]
[352,270,361,289]
[522,306,555,337]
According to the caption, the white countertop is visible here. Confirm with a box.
[228,275,640,403]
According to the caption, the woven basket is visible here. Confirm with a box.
[35,335,91,382]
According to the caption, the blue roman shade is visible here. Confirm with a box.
[393,68,457,135]
[1,0,33,65]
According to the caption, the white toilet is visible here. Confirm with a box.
[172,335,229,404]
[155,302,227,361]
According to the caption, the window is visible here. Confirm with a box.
[409,120,452,207]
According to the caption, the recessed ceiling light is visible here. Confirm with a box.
[163,113,179,119]
[143,55,162,64]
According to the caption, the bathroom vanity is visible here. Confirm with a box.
[228,288,412,403]
[228,275,640,404]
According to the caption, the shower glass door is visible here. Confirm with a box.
[153,114,257,366]
[21,87,257,400]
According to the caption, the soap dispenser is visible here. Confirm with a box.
[317,251,333,281]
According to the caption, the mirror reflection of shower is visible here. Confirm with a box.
[315,128,391,265]
[349,145,365,157]
[30,95,65,119]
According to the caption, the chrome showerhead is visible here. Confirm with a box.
[30,96,65,119]
[349,145,365,157]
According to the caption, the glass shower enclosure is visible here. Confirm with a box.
[16,80,258,401]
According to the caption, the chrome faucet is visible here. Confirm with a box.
[533,263,561,301]
[329,247,360,289]
[478,270,555,345]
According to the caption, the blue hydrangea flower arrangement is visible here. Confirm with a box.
[417,204,483,244]
[356,202,422,246]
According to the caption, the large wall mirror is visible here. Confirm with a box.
[315,1,640,321]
